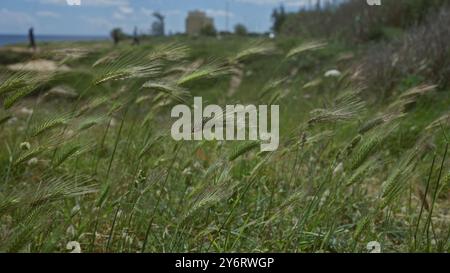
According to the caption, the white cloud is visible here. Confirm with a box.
[205,9,234,18]
[165,10,183,16]
[140,7,154,16]
[141,8,182,17]
[36,11,61,18]
[0,8,35,32]
[234,0,333,7]
[118,5,133,14]
[40,0,130,7]
[82,16,114,29]
[113,11,125,20]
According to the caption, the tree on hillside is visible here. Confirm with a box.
[200,24,217,37]
[110,28,125,45]
[234,24,248,36]
[271,4,287,34]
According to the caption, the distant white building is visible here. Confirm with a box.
[186,11,214,36]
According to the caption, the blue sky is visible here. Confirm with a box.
[0,0,334,36]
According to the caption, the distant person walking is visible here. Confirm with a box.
[132,26,140,45]
[28,27,36,50]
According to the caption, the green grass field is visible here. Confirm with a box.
[0,36,449,253]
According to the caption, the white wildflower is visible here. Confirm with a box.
[20,142,31,151]
[182,167,192,176]
[366,241,381,253]
[27,157,39,166]
[66,241,82,253]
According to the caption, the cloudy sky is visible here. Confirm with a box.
[0,0,337,36]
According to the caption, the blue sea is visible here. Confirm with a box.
[0,34,108,47]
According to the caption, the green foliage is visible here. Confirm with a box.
[280,0,449,41]
[200,24,217,37]
[234,24,248,36]
[271,4,286,34]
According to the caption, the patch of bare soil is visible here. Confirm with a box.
[7,59,70,72]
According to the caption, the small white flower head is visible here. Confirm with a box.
[66,241,82,253]
[333,162,344,176]
[366,241,381,253]
[20,142,31,151]
[27,157,39,166]
[182,167,192,176]
[324,69,342,78]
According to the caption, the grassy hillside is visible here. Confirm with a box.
[0,35,449,253]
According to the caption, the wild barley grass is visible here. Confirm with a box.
[0,37,449,253]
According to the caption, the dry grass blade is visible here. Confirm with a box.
[13,147,46,166]
[303,78,323,89]
[350,123,397,170]
[359,113,404,134]
[182,167,235,222]
[308,90,366,126]
[259,77,287,99]
[176,62,229,86]
[399,84,437,99]
[380,148,420,208]
[94,63,160,85]
[53,143,92,168]
[148,43,190,62]
[142,81,190,104]
[229,141,260,161]
[76,96,109,117]
[1,71,54,109]
[232,41,276,63]
[76,116,106,132]
[30,175,97,207]
[93,48,161,85]
[30,114,72,137]
[286,41,327,59]
[0,71,31,96]
[426,113,450,131]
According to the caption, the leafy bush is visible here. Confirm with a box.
[357,6,450,97]
[281,0,448,42]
